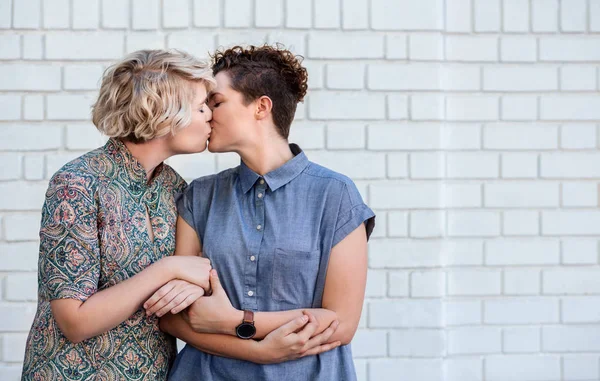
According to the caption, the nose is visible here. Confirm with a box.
[206,105,213,121]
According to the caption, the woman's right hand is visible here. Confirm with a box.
[254,312,341,365]
[165,256,212,291]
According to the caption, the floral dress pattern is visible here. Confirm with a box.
[21,138,187,381]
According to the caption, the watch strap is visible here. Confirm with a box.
[243,310,254,324]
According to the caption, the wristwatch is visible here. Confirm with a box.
[236,310,256,339]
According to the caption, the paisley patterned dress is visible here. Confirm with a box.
[21,138,186,381]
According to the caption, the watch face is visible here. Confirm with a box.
[236,323,256,339]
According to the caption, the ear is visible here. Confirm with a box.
[255,96,273,120]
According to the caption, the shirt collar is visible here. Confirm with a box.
[239,144,308,194]
[103,138,164,186]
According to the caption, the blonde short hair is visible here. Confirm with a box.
[92,49,216,143]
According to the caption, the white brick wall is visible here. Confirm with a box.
[1,1,599,381]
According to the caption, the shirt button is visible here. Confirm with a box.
[257,193,263,198]
[247,290,254,297]
[250,256,256,261]
[256,225,262,230]
[259,179,265,185]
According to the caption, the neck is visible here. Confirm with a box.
[238,136,293,176]
[123,138,171,181]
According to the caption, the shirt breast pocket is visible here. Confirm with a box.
[272,247,321,308]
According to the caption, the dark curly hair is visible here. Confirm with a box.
[211,44,308,139]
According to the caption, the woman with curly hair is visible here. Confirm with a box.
[147,45,376,381]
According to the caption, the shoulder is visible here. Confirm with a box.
[302,161,364,205]
[47,148,105,193]
[160,164,188,192]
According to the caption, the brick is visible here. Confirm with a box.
[503,0,529,32]
[388,211,408,237]
[371,0,443,30]
[267,31,305,56]
[544,211,600,235]
[503,327,540,353]
[307,33,381,60]
[0,153,21,180]
[73,0,98,29]
[314,0,340,28]
[355,360,366,381]
[369,299,442,328]
[224,0,252,27]
[0,64,61,91]
[386,34,407,59]
[441,65,480,91]
[132,0,159,29]
[448,211,500,237]
[309,152,385,180]
[540,37,600,61]
[0,0,10,28]
[285,0,311,28]
[532,0,558,32]
[448,269,501,296]
[501,153,538,178]
[365,269,386,297]
[342,0,368,29]
[410,152,445,179]
[370,211,387,239]
[504,269,540,295]
[0,304,36,331]
[24,155,45,180]
[352,330,387,357]
[561,239,598,265]
[542,96,600,120]
[441,124,481,150]
[326,63,364,90]
[193,0,220,27]
[370,182,442,209]
[303,61,323,89]
[255,0,282,27]
[0,243,39,271]
[369,359,442,381]
[162,0,190,28]
[485,183,559,208]
[474,0,500,31]
[446,96,498,121]
[164,153,216,179]
[387,94,408,120]
[484,298,559,324]
[368,124,440,150]
[562,182,597,207]
[562,296,600,323]
[369,240,442,268]
[43,0,70,28]
[388,270,409,296]
[543,268,600,294]
[503,210,539,236]
[500,36,536,62]
[326,123,364,149]
[23,95,44,121]
[65,124,105,150]
[563,355,599,381]
[368,64,440,91]
[444,300,482,326]
[166,32,214,57]
[593,0,600,31]
[443,240,484,266]
[447,152,498,179]
[543,326,600,352]
[64,65,103,90]
[486,239,559,265]
[409,33,443,61]
[22,35,43,59]
[410,270,445,297]
[46,33,124,60]
[215,152,239,172]
[445,0,471,32]
[0,34,20,59]
[14,0,41,29]
[485,124,557,150]
[47,94,94,120]
[484,67,557,91]
[288,122,325,150]
[102,0,129,28]
[4,213,40,242]
[411,95,444,121]
[126,33,166,52]
[390,329,444,357]
[443,183,482,208]
[560,124,596,149]
[561,66,597,91]
[444,357,483,381]
[448,327,501,354]
[5,273,37,301]
[1,333,28,362]
[410,209,445,237]
[501,96,537,121]
[486,355,560,381]
[446,36,498,62]
[309,92,385,120]
[0,96,21,121]
[541,153,600,178]
[560,0,586,32]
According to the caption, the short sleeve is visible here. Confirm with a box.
[39,170,100,302]
[175,182,195,230]
[332,182,376,248]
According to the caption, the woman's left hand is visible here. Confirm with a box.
[183,269,240,335]
[144,279,205,317]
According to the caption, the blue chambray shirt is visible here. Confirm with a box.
[170,144,375,381]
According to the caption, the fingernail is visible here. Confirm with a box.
[301,315,308,322]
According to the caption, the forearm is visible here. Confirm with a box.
[160,314,263,363]
[52,257,177,343]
